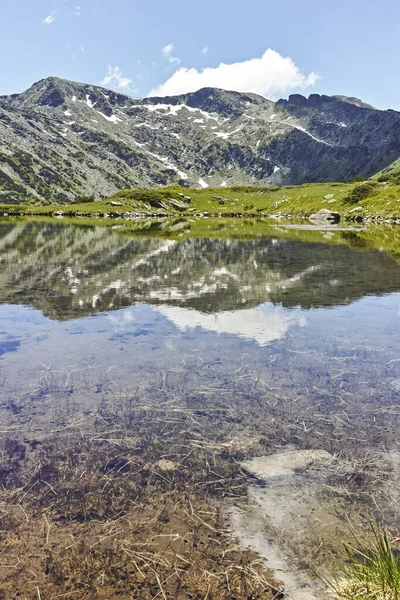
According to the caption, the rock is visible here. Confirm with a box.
[176,193,191,202]
[309,208,340,223]
[110,201,125,206]
[169,198,188,211]
[241,449,333,481]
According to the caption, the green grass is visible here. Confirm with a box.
[372,157,400,184]
[1,179,400,220]
[329,524,400,600]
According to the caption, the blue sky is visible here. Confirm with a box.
[1,0,399,109]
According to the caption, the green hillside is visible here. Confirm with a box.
[372,156,400,181]
[0,177,399,221]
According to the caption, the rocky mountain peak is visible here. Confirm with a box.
[11,76,75,107]
[145,87,272,118]
[7,76,131,111]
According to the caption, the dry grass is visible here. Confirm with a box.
[0,351,399,598]
[0,396,282,599]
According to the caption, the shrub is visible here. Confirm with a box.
[377,173,400,185]
[342,182,378,205]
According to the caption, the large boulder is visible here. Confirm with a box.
[309,208,341,224]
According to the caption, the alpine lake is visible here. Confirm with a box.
[0,216,399,600]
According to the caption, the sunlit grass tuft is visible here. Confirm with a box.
[330,523,400,600]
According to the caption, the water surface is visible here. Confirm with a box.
[0,219,399,595]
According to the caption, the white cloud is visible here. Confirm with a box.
[101,65,132,89]
[149,48,319,98]
[202,46,209,55]
[43,13,56,25]
[162,43,181,65]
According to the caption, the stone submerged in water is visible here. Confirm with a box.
[241,449,333,481]
[309,208,341,223]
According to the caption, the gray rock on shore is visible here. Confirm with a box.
[309,208,341,223]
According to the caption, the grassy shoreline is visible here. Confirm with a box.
[1,179,400,222]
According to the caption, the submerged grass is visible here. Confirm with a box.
[1,349,399,598]
[330,524,400,600]
[0,404,280,599]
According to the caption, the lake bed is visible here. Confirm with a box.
[0,219,399,598]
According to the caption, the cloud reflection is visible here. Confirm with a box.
[156,303,306,346]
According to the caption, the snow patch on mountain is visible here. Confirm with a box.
[139,103,222,123]
[96,111,122,124]
[85,95,97,108]
[214,128,242,140]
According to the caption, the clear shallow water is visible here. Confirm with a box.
[0,220,399,429]
[0,219,400,596]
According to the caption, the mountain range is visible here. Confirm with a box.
[1,76,400,204]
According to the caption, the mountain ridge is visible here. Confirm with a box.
[1,76,400,204]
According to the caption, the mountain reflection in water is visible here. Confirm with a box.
[0,221,399,322]
[0,218,398,407]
